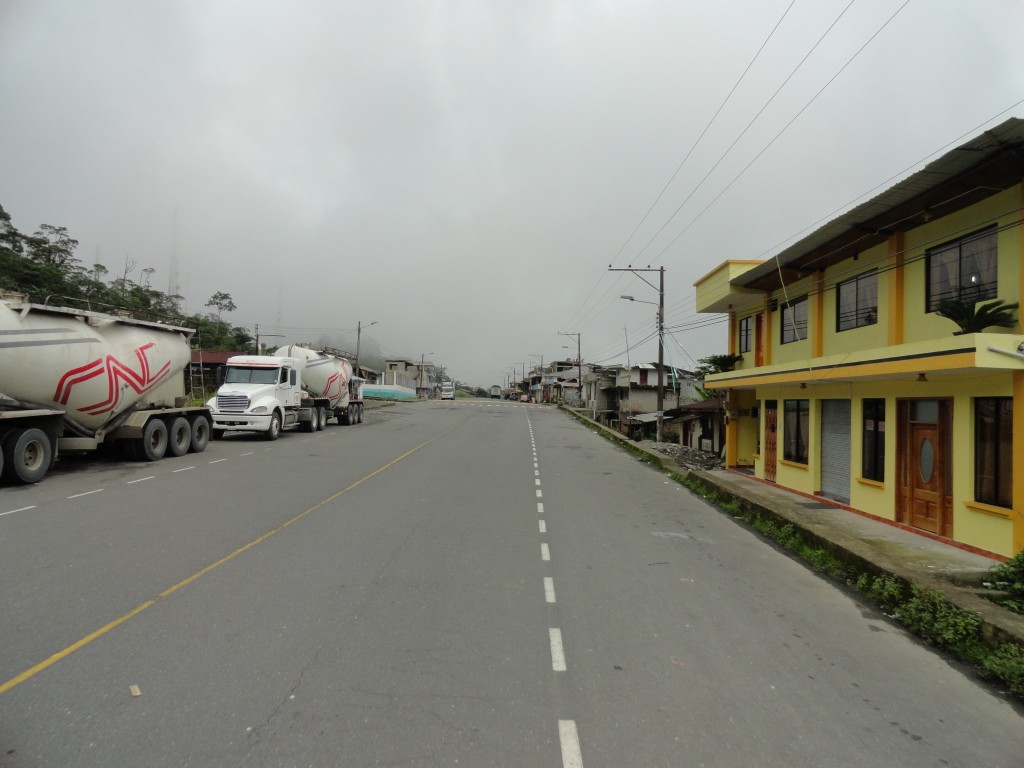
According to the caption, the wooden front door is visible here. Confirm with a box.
[763,400,778,483]
[898,399,950,537]
[908,422,943,533]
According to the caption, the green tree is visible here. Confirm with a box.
[26,224,81,272]
[205,291,237,321]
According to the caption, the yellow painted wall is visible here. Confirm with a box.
[734,389,759,466]
[770,275,815,366]
[751,373,1017,557]
[902,186,1022,344]
[820,242,890,358]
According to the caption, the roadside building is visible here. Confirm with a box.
[695,118,1024,558]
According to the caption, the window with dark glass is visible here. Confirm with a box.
[975,397,1012,507]
[926,227,998,311]
[862,398,885,481]
[738,315,752,353]
[837,270,878,331]
[780,296,807,344]
[783,399,809,463]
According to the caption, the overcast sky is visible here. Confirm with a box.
[2,1,1023,387]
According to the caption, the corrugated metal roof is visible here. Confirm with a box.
[736,117,1024,291]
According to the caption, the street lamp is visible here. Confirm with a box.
[614,265,665,442]
[355,320,377,371]
[558,332,581,407]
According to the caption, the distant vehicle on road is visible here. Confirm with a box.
[440,382,455,400]
[519,394,529,403]
[489,385,501,399]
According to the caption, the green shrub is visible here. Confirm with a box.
[990,551,1024,598]
[897,586,982,651]
[983,643,1024,696]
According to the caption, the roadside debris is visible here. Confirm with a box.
[642,441,723,470]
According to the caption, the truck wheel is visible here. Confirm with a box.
[167,417,191,457]
[2,428,52,484]
[190,415,211,453]
[265,412,282,441]
[302,408,318,433]
[358,404,364,423]
[141,419,168,461]
[316,407,327,431]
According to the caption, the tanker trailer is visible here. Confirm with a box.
[273,345,364,425]
[0,294,213,484]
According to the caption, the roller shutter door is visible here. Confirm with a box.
[820,399,851,503]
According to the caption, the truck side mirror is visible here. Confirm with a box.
[290,370,297,385]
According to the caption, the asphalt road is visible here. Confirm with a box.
[0,399,1021,767]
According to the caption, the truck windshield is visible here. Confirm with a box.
[225,367,279,385]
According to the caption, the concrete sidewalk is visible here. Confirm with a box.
[560,405,1024,649]
[683,467,1024,649]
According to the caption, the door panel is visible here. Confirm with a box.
[764,401,777,483]
[909,423,942,533]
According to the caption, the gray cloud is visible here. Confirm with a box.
[2,0,1023,385]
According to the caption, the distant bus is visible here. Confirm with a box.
[440,382,455,400]
[489,385,501,399]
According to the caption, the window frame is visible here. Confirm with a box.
[780,296,808,345]
[974,396,1012,508]
[783,399,809,464]
[861,398,885,481]
[837,270,878,332]
[926,226,998,312]
[738,315,752,354]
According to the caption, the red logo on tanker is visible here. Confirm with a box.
[323,370,348,400]
[53,343,172,415]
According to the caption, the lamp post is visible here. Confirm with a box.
[615,265,665,442]
[355,320,377,371]
[558,332,581,407]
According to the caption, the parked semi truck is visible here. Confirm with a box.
[207,345,363,439]
[0,293,213,484]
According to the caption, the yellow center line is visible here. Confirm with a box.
[0,427,456,696]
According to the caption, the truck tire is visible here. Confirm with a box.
[141,418,168,461]
[302,408,318,433]
[316,407,327,431]
[358,404,364,423]
[265,412,282,441]
[167,417,191,457]
[2,428,52,484]
[190,415,211,453]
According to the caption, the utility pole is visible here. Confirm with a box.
[355,320,377,372]
[612,266,665,442]
[558,332,580,407]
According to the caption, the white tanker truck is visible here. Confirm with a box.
[0,294,213,484]
[207,345,363,439]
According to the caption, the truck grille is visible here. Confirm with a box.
[216,395,250,412]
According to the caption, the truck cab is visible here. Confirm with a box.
[208,356,310,439]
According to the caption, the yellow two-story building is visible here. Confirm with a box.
[696,118,1024,559]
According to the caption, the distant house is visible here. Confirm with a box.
[582,363,700,435]
[695,118,1024,558]
[385,358,433,394]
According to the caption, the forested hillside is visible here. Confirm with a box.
[0,204,253,351]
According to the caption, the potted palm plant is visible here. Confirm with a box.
[935,298,1018,335]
